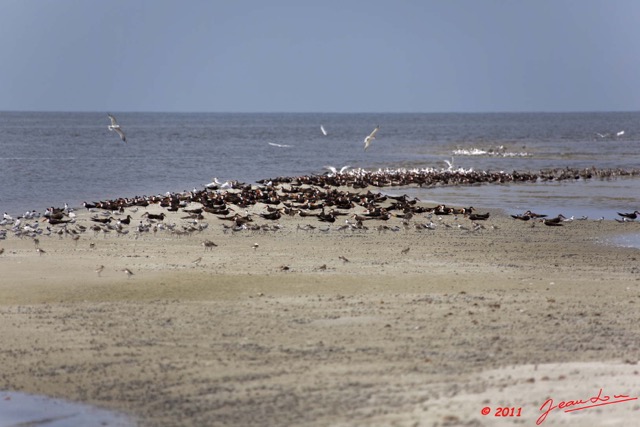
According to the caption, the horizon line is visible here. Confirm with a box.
[1,109,639,115]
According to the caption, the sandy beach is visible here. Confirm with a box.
[1,191,640,426]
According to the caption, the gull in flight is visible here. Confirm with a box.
[363,125,379,151]
[268,142,292,148]
[320,125,328,136]
[107,114,127,143]
[616,130,625,137]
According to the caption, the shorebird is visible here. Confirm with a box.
[107,114,126,143]
[121,268,134,278]
[252,243,259,250]
[363,125,379,151]
[95,265,104,277]
[320,125,328,136]
[191,257,202,266]
[338,255,350,263]
[202,240,217,251]
[617,210,640,220]
[0,248,4,255]
[401,247,410,254]
[36,248,46,255]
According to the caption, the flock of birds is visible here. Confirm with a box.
[108,114,381,151]
[1,169,638,277]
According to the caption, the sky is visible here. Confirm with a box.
[0,0,639,113]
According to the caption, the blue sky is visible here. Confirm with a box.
[1,1,639,113]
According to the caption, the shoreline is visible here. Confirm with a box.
[1,188,640,426]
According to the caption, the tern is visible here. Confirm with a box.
[324,165,351,176]
[363,125,379,151]
[107,114,127,143]
[616,130,625,137]
[320,125,328,136]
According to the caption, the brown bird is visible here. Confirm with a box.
[401,247,410,254]
[338,256,350,263]
[202,240,217,251]
[95,265,104,276]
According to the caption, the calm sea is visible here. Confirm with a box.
[1,111,639,219]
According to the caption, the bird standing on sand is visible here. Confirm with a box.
[107,114,127,143]
[617,210,640,220]
[122,268,134,278]
[95,265,104,277]
[36,248,46,255]
[363,125,379,151]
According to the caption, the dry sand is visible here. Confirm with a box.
[1,196,640,426]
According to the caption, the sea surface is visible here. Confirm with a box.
[1,111,639,219]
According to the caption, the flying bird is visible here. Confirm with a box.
[363,125,379,151]
[107,114,127,143]
[617,130,625,137]
[320,125,328,136]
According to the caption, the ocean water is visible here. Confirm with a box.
[1,111,639,218]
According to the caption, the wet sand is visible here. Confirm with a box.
[1,198,640,426]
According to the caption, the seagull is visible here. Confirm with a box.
[320,125,328,136]
[268,142,292,148]
[363,125,379,151]
[616,130,625,137]
[107,114,126,143]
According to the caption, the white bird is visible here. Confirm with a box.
[617,130,625,137]
[107,114,127,143]
[320,125,328,136]
[3,212,13,221]
[324,165,351,176]
[363,125,379,151]
[444,158,455,171]
[268,142,292,148]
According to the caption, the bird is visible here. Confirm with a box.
[0,248,4,255]
[363,125,379,151]
[401,247,410,254]
[320,125,328,136]
[617,130,625,137]
[325,165,350,176]
[36,248,46,255]
[122,268,134,278]
[617,210,640,220]
[95,265,104,276]
[202,240,217,251]
[252,243,259,250]
[338,255,350,263]
[192,257,202,265]
[107,113,126,143]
